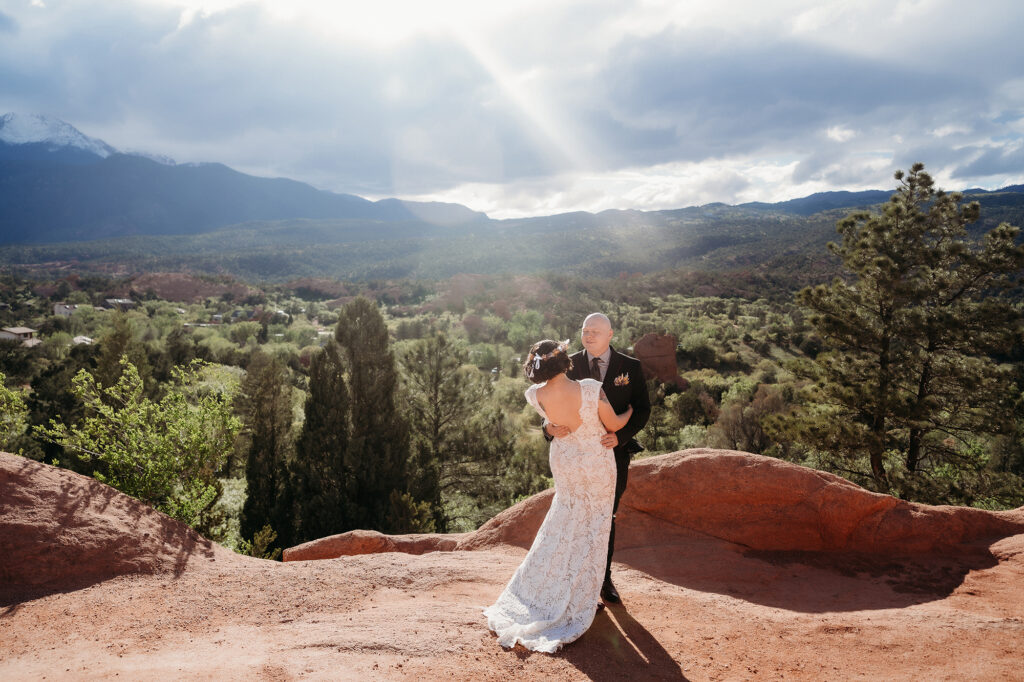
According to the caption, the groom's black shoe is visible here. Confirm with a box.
[600,578,620,604]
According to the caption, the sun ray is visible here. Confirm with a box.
[451,26,595,177]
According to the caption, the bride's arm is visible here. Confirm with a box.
[598,389,633,432]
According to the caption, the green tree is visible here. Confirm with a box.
[238,523,282,561]
[506,310,544,351]
[239,351,295,546]
[0,339,34,386]
[290,340,351,543]
[96,314,153,395]
[37,357,240,534]
[773,164,1024,503]
[165,325,197,367]
[335,297,428,532]
[400,332,507,531]
[24,344,99,467]
[1,370,28,453]
[229,321,262,347]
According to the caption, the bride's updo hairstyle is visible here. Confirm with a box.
[524,339,573,383]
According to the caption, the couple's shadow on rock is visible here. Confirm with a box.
[537,604,688,681]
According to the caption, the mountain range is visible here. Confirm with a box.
[0,113,487,245]
[2,113,1023,282]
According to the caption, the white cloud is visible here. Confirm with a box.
[397,156,895,219]
[826,126,856,143]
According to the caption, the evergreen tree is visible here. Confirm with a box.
[771,164,1024,503]
[24,343,99,467]
[335,297,430,532]
[240,351,294,546]
[96,313,153,395]
[290,339,351,543]
[399,331,519,530]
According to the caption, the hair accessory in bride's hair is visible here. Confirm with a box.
[525,339,570,378]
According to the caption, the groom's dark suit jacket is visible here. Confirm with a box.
[566,345,650,458]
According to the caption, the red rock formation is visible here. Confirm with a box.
[284,449,1024,561]
[3,449,1023,680]
[6,447,1023,581]
[623,450,1024,554]
[632,332,686,387]
[0,453,246,588]
[284,529,468,560]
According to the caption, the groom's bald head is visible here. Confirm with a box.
[581,313,613,357]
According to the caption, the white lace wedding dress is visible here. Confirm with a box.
[484,378,616,653]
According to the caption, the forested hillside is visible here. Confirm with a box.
[4,186,1023,284]
[2,168,1022,559]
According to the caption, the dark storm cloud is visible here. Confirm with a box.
[591,28,985,167]
[952,143,1024,178]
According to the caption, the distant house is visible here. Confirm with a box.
[104,298,136,311]
[72,335,94,345]
[54,303,78,317]
[0,327,40,348]
[211,314,224,324]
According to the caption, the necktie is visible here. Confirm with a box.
[590,357,601,381]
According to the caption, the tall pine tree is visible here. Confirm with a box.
[772,164,1024,504]
[240,351,295,546]
[96,313,153,396]
[290,339,350,544]
[399,331,517,531]
[335,297,431,532]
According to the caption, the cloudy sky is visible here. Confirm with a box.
[2,0,1024,218]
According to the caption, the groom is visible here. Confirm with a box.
[543,313,651,603]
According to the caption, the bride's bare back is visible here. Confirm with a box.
[536,379,584,431]
[536,376,632,434]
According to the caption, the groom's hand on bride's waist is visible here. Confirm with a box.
[600,432,618,448]
[544,423,571,439]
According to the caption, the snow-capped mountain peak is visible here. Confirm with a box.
[0,113,117,158]
[123,150,177,165]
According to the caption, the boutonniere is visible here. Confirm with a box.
[613,373,629,386]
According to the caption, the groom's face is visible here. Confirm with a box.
[581,318,613,357]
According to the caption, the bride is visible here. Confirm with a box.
[484,339,633,653]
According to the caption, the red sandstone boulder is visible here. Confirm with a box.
[285,449,1024,561]
[283,529,467,561]
[622,450,1024,554]
[0,453,246,588]
[633,333,686,387]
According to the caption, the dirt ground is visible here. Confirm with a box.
[3,531,1023,681]
[3,450,1023,680]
